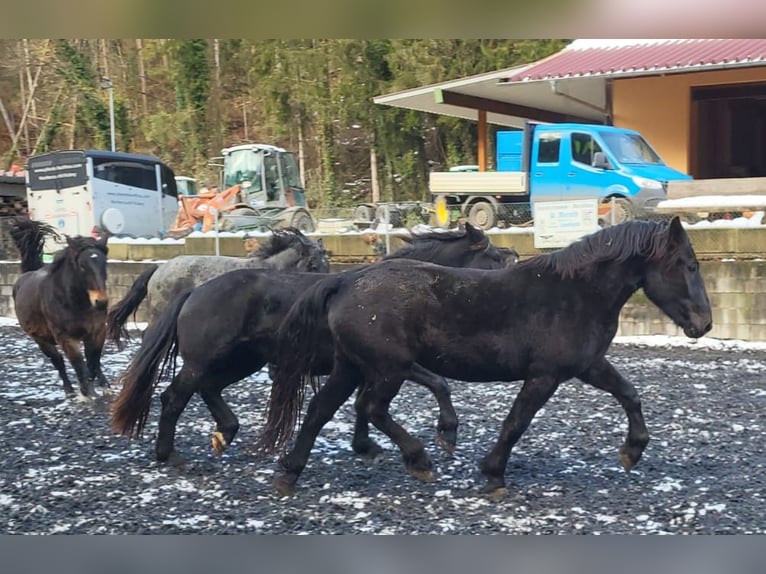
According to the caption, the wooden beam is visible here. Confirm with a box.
[435,89,596,125]
[478,109,487,171]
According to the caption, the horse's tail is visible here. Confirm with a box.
[106,264,159,350]
[111,289,193,439]
[8,217,59,273]
[254,273,347,455]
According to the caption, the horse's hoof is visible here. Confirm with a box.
[164,451,187,468]
[619,444,644,472]
[436,432,457,455]
[479,481,508,499]
[619,451,637,472]
[410,468,436,483]
[211,432,228,457]
[273,473,297,497]
[352,440,385,460]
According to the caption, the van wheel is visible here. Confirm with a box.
[602,198,634,225]
[467,201,497,230]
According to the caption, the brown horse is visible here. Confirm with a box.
[9,218,110,398]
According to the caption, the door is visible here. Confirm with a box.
[529,130,565,202]
[566,131,611,200]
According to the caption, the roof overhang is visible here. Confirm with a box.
[373,39,766,128]
[373,65,608,128]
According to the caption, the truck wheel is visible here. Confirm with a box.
[290,210,315,233]
[467,201,497,230]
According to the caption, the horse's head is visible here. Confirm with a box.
[642,217,712,338]
[254,228,330,273]
[389,222,509,270]
[497,246,521,267]
[442,223,509,270]
[294,236,331,273]
[64,234,109,310]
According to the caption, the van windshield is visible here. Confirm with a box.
[224,149,263,189]
[599,132,663,165]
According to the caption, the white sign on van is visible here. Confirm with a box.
[533,198,599,249]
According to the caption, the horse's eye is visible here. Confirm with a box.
[687,262,699,273]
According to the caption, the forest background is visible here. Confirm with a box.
[0,39,566,207]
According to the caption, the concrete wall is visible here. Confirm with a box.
[617,260,766,341]
[0,249,764,342]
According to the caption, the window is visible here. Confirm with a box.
[600,132,662,165]
[160,164,178,198]
[92,159,158,191]
[571,133,603,166]
[537,134,561,164]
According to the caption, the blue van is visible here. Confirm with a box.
[430,122,691,229]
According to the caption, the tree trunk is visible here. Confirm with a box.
[297,116,306,188]
[370,139,380,203]
[6,65,43,167]
[69,94,78,149]
[135,39,148,115]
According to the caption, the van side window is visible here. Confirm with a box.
[93,159,157,191]
[537,134,561,164]
[571,133,603,166]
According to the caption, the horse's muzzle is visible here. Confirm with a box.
[89,290,109,310]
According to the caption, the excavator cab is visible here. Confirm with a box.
[222,144,307,209]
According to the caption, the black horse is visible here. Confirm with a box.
[9,218,110,398]
[257,217,713,496]
[110,223,519,464]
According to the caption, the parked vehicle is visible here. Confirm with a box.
[429,122,692,229]
[26,150,178,246]
[175,176,198,197]
[206,143,315,232]
[0,168,28,218]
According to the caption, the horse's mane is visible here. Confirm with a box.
[251,228,310,259]
[49,237,108,273]
[384,227,482,260]
[519,220,676,279]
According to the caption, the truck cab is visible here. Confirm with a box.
[523,123,691,218]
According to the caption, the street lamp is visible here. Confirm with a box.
[99,77,116,152]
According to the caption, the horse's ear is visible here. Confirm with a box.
[464,222,486,245]
[667,216,686,244]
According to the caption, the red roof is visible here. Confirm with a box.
[505,39,766,82]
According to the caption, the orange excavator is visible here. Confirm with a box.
[169,143,316,236]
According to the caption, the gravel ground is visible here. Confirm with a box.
[0,322,764,534]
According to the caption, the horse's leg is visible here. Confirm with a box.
[156,364,198,466]
[578,357,650,472]
[198,379,240,458]
[407,363,458,453]
[479,374,560,496]
[274,358,361,496]
[350,382,385,459]
[365,372,434,483]
[58,337,93,398]
[35,339,74,396]
[84,329,109,389]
